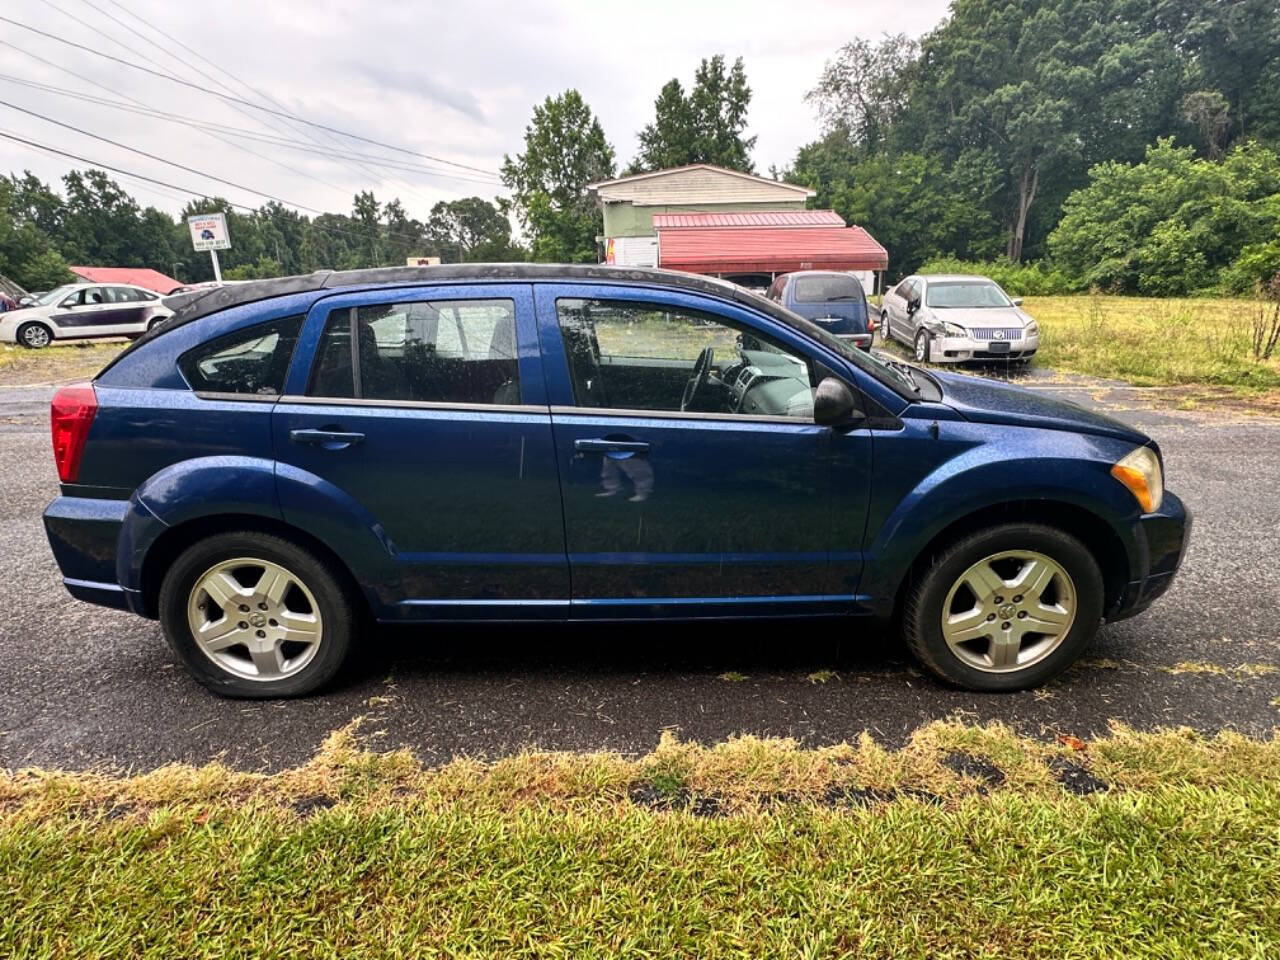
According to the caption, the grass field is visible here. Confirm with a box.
[0,340,125,386]
[1024,295,1280,391]
[3,721,1278,958]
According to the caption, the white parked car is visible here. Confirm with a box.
[0,283,173,348]
[880,274,1039,364]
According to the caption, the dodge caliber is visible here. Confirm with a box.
[42,265,1189,697]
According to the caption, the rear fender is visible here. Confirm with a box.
[119,456,396,614]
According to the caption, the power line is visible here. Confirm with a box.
[0,97,336,214]
[0,72,504,186]
[0,15,504,178]
[0,126,432,249]
[0,40,355,199]
[87,0,447,204]
[68,0,444,205]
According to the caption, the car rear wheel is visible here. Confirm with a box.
[902,523,1104,691]
[17,321,52,349]
[159,531,357,698]
[147,317,167,331]
[913,328,931,363]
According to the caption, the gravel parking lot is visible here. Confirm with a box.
[1,378,1277,772]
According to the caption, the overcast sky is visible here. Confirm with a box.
[0,0,950,223]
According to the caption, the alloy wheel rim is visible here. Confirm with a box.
[940,550,1076,673]
[23,326,49,347]
[187,557,323,681]
[915,334,926,361]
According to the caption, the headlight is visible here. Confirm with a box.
[1025,320,1039,336]
[942,321,966,337]
[1111,446,1163,513]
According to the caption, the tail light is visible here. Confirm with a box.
[50,382,97,483]
[868,317,877,332]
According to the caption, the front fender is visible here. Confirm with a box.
[861,419,1143,617]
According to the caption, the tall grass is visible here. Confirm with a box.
[1027,294,1280,390]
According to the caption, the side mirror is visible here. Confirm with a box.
[1011,297,1023,306]
[907,298,920,315]
[814,377,862,427]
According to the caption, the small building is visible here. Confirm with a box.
[587,164,888,291]
[69,266,182,295]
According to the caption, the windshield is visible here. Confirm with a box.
[34,284,80,306]
[926,281,1012,309]
[793,274,864,303]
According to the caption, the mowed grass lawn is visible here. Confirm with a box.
[3,722,1278,958]
[1025,295,1280,391]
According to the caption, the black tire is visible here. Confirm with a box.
[16,321,52,349]
[158,531,357,698]
[147,317,167,331]
[913,328,931,363]
[901,523,1104,691]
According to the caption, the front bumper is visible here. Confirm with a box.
[1107,490,1192,622]
[927,332,1039,362]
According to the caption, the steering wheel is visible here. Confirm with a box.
[680,347,714,412]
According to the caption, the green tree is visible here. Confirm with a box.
[0,177,72,291]
[426,197,516,262]
[632,56,756,173]
[805,35,917,153]
[1049,139,1280,294]
[500,90,615,262]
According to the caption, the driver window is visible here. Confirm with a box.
[555,298,816,420]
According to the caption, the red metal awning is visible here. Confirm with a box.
[69,266,183,294]
[657,225,889,274]
[651,209,846,229]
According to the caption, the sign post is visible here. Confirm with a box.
[187,213,231,282]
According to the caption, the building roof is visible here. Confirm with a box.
[69,266,183,293]
[651,210,846,229]
[657,225,890,274]
[588,164,814,206]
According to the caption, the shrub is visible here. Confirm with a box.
[915,257,1080,296]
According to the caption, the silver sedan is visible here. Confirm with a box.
[880,274,1039,363]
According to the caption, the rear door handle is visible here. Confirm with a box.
[574,438,650,454]
[290,428,365,448]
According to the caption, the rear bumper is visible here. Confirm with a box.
[837,332,874,350]
[43,495,144,614]
[1107,490,1191,621]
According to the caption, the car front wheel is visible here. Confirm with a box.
[913,328,931,363]
[17,321,52,348]
[902,524,1104,691]
[158,531,357,698]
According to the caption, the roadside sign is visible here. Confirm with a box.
[187,213,231,252]
[406,256,441,266]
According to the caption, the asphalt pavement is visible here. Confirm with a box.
[1,376,1278,773]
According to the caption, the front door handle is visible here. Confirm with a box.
[574,438,650,454]
[290,428,365,448]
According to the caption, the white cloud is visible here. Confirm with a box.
[0,0,949,222]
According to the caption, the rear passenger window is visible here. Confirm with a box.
[307,299,520,405]
[179,315,303,397]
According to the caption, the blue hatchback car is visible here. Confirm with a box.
[44,265,1188,697]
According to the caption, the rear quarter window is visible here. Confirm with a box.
[178,315,303,397]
